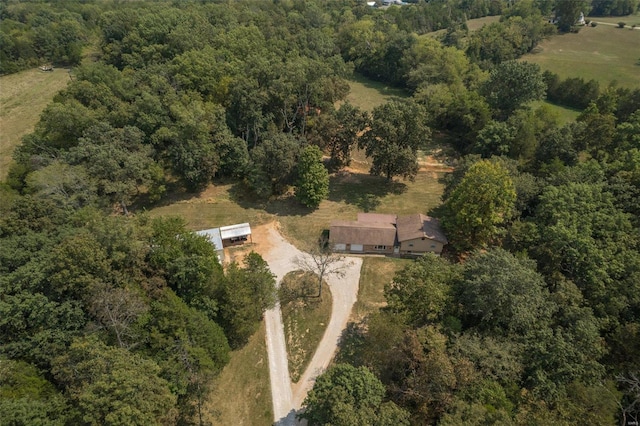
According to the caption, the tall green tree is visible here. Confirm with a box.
[482,61,546,117]
[218,252,276,348]
[457,248,553,335]
[442,160,516,251]
[310,102,368,169]
[360,100,430,181]
[296,145,329,209]
[300,363,410,426]
[66,123,162,214]
[385,254,460,327]
[555,0,591,32]
[52,337,178,426]
[247,133,301,197]
[0,359,69,426]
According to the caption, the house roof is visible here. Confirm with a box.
[357,213,397,224]
[219,223,251,240]
[396,214,448,244]
[330,220,397,246]
[195,228,224,251]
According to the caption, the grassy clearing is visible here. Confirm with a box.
[531,100,581,124]
[591,13,640,26]
[466,15,502,31]
[146,183,274,231]
[428,15,501,38]
[352,257,411,321]
[280,271,332,383]
[205,323,272,426]
[340,73,409,112]
[522,24,640,88]
[0,68,71,179]
[147,170,445,250]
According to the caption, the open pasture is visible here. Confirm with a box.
[523,23,640,88]
[0,68,71,179]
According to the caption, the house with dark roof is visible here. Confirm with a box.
[329,212,447,256]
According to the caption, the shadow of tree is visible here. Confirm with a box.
[334,321,366,366]
[328,172,407,212]
[227,182,314,217]
[350,72,410,99]
[131,180,203,212]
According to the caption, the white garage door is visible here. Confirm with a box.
[350,244,364,252]
[334,243,346,251]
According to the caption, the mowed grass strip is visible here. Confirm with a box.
[352,257,411,321]
[205,323,272,426]
[280,271,332,383]
[0,68,71,179]
[522,24,640,87]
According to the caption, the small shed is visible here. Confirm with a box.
[195,228,225,262]
[219,223,252,246]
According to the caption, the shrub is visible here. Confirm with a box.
[591,22,598,27]
[618,22,626,28]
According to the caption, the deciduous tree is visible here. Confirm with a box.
[442,160,516,251]
[52,337,178,425]
[296,145,329,209]
[300,363,409,426]
[482,61,546,117]
[360,100,430,181]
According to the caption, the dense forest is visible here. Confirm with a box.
[1,0,640,424]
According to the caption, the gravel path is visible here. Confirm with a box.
[260,224,362,425]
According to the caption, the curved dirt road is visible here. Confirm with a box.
[260,224,362,425]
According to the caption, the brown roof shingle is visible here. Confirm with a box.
[357,213,397,224]
[330,220,397,246]
[397,214,448,244]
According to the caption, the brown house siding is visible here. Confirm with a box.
[399,238,444,255]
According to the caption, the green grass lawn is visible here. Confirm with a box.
[522,23,640,88]
[466,15,502,31]
[590,13,640,27]
[340,73,409,112]
[0,68,71,179]
[531,100,582,124]
[205,323,272,426]
[352,257,411,321]
[280,271,332,383]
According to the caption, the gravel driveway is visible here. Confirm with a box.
[260,224,362,425]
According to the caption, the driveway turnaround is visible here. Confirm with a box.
[260,224,362,425]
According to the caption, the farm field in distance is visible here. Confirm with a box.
[522,22,640,88]
[591,13,640,26]
[0,68,71,179]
